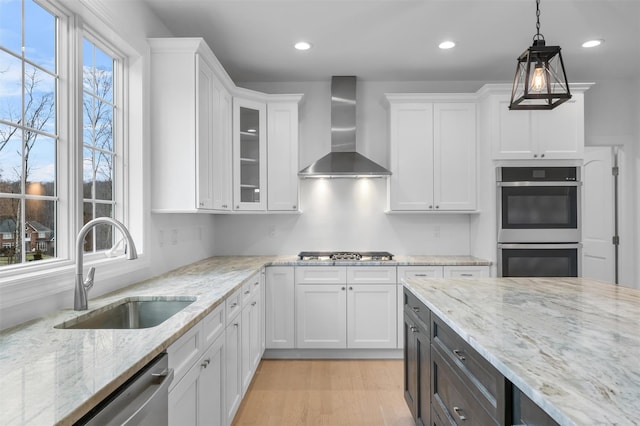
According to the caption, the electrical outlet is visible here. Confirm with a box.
[171,229,178,245]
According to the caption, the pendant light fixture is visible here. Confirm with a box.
[509,0,571,110]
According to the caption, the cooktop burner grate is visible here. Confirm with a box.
[298,251,394,261]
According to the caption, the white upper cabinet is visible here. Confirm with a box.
[212,88,233,211]
[387,95,477,212]
[149,37,301,214]
[490,89,587,160]
[267,99,301,211]
[433,103,477,211]
[232,95,302,212]
[233,98,267,211]
[150,38,232,213]
[389,102,434,211]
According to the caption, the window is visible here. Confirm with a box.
[82,38,118,253]
[0,0,126,270]
[0,0,58,266]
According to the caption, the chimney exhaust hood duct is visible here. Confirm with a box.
[298,76,391,178]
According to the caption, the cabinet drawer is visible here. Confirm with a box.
[443,266,489,278]
[398,266,444,283]
[432,344,500,426]
[295,266,347,284]
[226,288,242,322]
[241,272,261,306]
[201,303,225,348]
[432,315,505,421]
[513,386,559,426]
[403,288,430,328]
[167,324,202,392]
[347,266,396,284]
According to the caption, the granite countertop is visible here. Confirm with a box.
[404,276,640,426]
[0,254,488,426]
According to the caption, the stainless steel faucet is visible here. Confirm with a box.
[74,217,138,310]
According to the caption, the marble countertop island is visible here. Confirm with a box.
[404,276,640,426]
[0,254,488,426]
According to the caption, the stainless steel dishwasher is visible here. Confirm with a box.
[75,352,173,426]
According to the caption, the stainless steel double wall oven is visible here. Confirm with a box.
[497,166,582,277]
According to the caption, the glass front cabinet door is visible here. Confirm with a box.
[233,98,267,210]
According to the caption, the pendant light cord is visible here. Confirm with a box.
[534,0,545,42]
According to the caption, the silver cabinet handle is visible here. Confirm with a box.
[341,287,346,290]
[412,306,420,312]
[244,290,250,295]
[293,205,297,209]
[410,326,418,333]
[234,323,239,327]
[201,358,210,369]
[251,301,257,306]
[231,302,238,308]
[414,273,428,277]
[541,154,545,158]
[534,154,538,158]
[453,349,466,361]
[348,286,353,290]
[453,406,467,421]
[222,204,228,208]
[460,273,473,277]
[254,281,260,286]
[428,205,433,209]
[435,205,439,209]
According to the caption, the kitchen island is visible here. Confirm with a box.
[403,276,640,425]
[0,255,488,426]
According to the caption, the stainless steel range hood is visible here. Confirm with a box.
[298,76,391,178]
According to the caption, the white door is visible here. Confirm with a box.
[265,267,295,349]
[389,103,434,210]
[582,146,616,282]
[347,284,397,349]
[267,101,299,211]
[295,284,347,349]
[433,102,477,210]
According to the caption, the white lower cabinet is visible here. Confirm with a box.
[241,277,263,394]
[265,266,295,349]
[296,284,348,348]
[225,296,242,425]
[347,284,397,349]
[168,304,225,426]
[168,273,266,426]
[295,266,398,349]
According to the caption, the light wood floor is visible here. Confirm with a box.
[231,359,414,426]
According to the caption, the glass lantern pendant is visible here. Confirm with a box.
[509,0,571,110]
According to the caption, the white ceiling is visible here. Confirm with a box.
[140,0,640,83]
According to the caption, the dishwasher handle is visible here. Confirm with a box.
[121,368,174,426]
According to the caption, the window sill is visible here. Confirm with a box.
[0,254,150,312]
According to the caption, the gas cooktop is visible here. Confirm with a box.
[298,251,394,261]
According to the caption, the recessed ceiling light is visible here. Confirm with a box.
[294,41,312,51]
[439,41,456,50]
[582,39,603,48]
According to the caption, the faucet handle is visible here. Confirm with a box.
[84,267,96,291]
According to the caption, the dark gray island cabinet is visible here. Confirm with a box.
[404,288,557,426]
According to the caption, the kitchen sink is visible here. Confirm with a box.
[55,297,196,329]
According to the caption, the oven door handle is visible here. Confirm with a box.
[497,181,581,187]
[498,243,582,249]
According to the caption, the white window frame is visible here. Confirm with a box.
[0,0,146,319]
